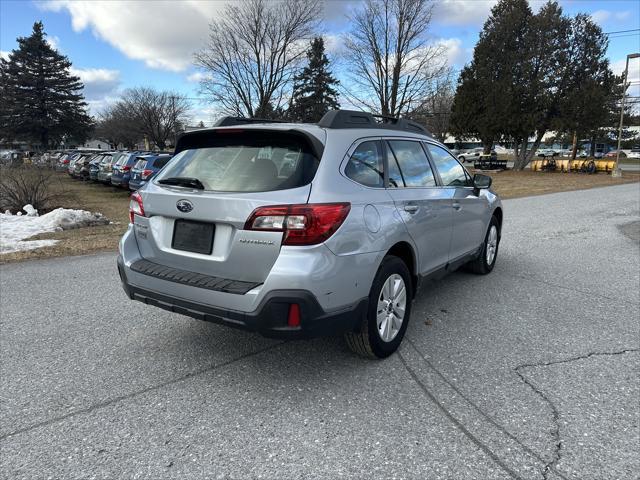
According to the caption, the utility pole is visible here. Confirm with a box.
[613,52,640,178]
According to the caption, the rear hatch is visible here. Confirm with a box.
[133,128,321,284]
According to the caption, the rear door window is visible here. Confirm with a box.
[386,140,436,187]
[158,131,319,192]
[426,144,472,187]
[344,140,384,188]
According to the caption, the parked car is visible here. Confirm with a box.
[457,147,484,163]
[67,154,81,176]
[97,152,122,184]
[118,110,503,358]
[128,153,172,191]
[111,152,147,189]
[88,154,105,181]
[72,153,95,179]
[536,148,557,158]
[604,150,627,159]
[55,152,72,171]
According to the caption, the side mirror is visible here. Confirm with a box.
[473,173,492,192]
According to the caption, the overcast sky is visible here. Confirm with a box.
[1,0,639,125]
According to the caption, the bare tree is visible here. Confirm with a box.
[409,77,455,142]
[120,87,190,150]
[193,0,321,118]
[343,0,450,117]
[95,103,140,149]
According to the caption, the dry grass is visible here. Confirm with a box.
[1,169,638,263]
[485,169,640,199]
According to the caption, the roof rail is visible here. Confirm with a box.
[214,116,285,127]
[318,109,431,136]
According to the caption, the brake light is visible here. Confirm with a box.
[129,192,145,223]
[244,203,350,246]
[122,165,131,172]
[141,169,153,179]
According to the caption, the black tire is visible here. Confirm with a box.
[466,215,500,275]
[459,156,466,163]
[345,256,413,359]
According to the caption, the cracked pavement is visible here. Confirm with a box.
[1,182,639,479]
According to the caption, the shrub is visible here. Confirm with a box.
[0,166,66,214]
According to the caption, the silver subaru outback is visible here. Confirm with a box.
[117,110,502,358]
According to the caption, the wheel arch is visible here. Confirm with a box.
[492,207,503,237]
[386,241,419,296]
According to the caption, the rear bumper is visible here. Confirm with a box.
[114,173,131,187]
[117,255,366,339]
[128,179,146,191]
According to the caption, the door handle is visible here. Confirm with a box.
[404,204,419,214]
[452,202,462,211]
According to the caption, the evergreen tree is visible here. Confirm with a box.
[0,22,93,149]
[288,37,340,122]
[449,0,534,154]
[450,0,613,169]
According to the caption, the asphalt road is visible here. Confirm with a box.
[1,183,639,480]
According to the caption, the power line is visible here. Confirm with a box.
[608,33,640,39]
[604,28,640,35]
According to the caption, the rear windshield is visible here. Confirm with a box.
[157,131,319,192]
[153,156,171,169]
[134,159,147,169]
[115,154,129,166]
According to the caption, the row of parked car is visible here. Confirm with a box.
[49,150,172,190]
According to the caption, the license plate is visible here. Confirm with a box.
[172,219,215,254]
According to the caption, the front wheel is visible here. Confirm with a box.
[466,215,500,274]
[345,256,413,359]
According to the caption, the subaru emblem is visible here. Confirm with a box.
[176,199,193,213]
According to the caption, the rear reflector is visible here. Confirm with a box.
[244,203,350,246]
[287,304,301,327]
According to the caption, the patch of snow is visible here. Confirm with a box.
[0,204,109,254]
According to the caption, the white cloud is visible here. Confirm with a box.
[186,71,212,83]
[611,57,640,100]
[434,0,497,26]
[39,0,226,72]
[70,67,121,100]
[47,35,61,51]
[590,10,611,24]
[434,38,471,68]
[590,9,631,25]
[323,34,342,55]
[0,50,10,61]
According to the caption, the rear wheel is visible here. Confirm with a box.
[466,215,500,274]
[459,156,466,163]
[345,256,412,359]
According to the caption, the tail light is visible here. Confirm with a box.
[63,159,69,164]
[122,165,131,172]
[141,169,153,179]
[244,203,350,246]
[129,192,145,223]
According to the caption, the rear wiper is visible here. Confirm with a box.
[158,177,205,189]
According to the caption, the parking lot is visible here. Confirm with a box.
[1,183,638,479]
